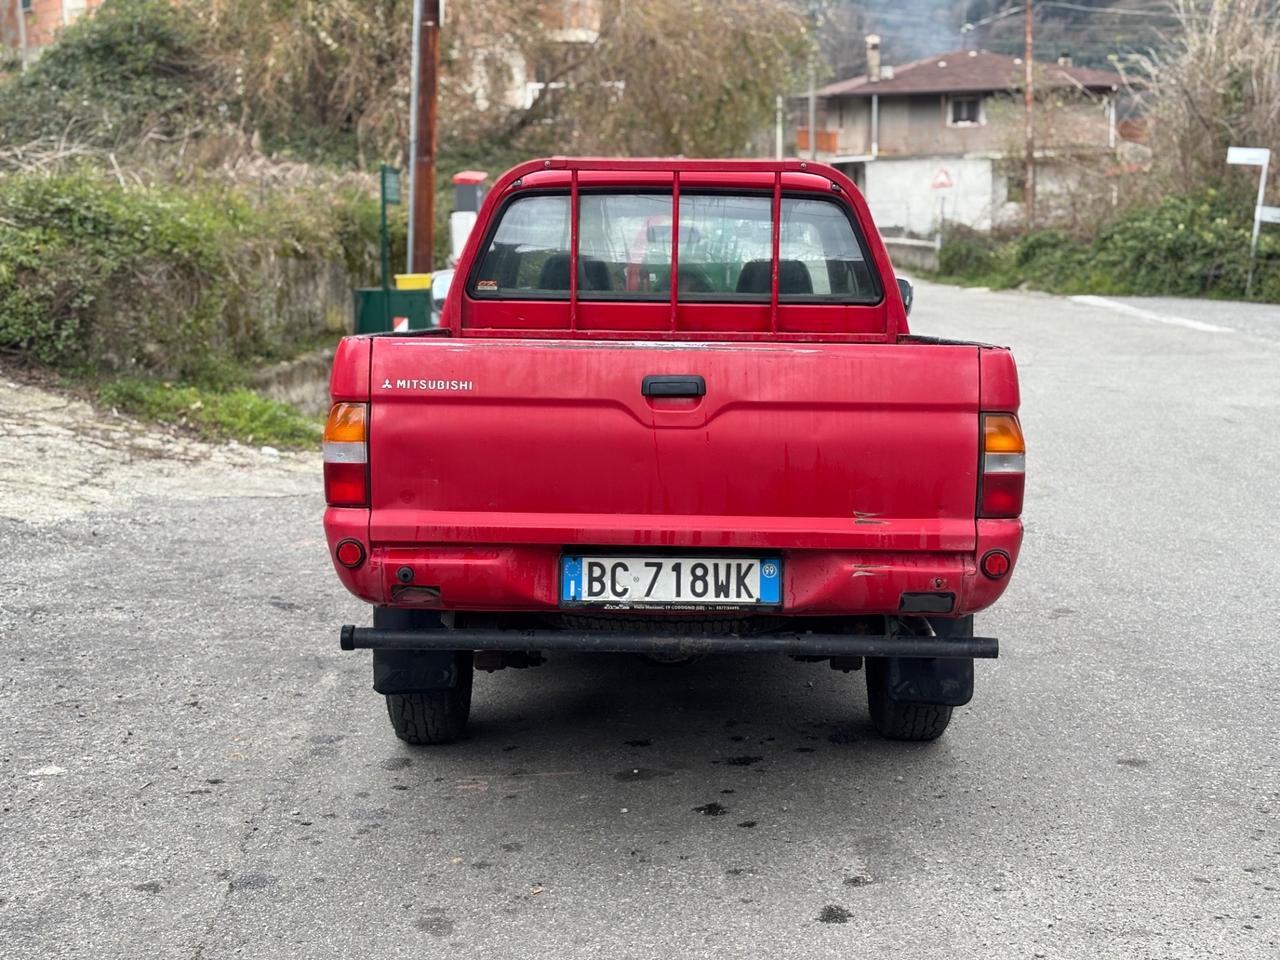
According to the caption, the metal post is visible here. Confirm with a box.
[1248,154,1269,297]
[775,95,783,159]
[1227,147,1274,298]
[410,0,441,274]
[379,167,392,291]
[15,0,29,71]
[871,94,879,158]
[1024,0,1036,228]
[405,0,423,274]
[807,59,817,161]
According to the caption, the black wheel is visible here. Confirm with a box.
[865,657,953,742]
[374,607,473,745]
[384,654,473,745]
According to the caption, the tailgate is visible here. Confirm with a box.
[367,338,980,551]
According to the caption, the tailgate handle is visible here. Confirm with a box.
[642,375,705,398]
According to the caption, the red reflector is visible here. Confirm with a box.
[980,549,1011,579]
[980,472,1024,519]
[324,462,368,508]
[335,539,365,568]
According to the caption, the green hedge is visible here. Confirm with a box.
[0,0,210,147]
[937,190,1280,302]
[0,172,395,379]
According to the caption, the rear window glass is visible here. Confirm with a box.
[578,194,671,300]
[468,190,879,304]
[677,194,774,301]
[779,197,878,301]
[471,194,571,298]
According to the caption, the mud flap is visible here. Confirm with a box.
[370,607,460,693]
[373,649,461,693]
[885,615,975,706]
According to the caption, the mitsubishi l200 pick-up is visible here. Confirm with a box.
[324,158,1024,745]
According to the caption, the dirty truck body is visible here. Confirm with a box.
[323,158,1024,744]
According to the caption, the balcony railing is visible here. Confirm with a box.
[795,128,840,154]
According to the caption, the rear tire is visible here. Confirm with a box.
[865,658,953,741]
[385,654,474,745]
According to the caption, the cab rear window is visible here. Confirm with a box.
[468,194,570,296]
[469,191,880,305]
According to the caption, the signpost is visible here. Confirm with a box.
[379,164,401,292]
[1226,146,1272,297]
[931,168,953,232]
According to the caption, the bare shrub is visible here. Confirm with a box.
[1136,0,1280,192]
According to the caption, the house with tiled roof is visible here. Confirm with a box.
[796,43,1127,235]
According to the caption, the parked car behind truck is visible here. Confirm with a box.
[324,157,1024,744]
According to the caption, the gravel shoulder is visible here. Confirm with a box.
[0,365,316,525]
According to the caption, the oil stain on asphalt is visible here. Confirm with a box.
[818,905,852,924]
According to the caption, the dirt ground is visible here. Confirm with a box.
[0,365,317,525]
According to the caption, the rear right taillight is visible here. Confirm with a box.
[980,413,1025,518]
[324,402,368,507]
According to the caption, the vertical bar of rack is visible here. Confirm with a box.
[770,172,781,333]
[669,172,680,331]
[569,169,579,331]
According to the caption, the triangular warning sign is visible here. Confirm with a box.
[930,168,954,190]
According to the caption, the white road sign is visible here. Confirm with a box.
[1227,146,1271,167]
[1257,205,1280,225]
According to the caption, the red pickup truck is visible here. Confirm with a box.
[325,158,1024,745]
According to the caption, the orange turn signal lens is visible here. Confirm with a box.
[983,414,1025,454]
[324,403,367,444]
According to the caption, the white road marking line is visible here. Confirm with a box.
[1069,295,1235,334]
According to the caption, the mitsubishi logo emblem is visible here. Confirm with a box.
[381,378,392,389]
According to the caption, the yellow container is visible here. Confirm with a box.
[394,273,432,290]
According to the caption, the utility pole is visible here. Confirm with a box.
[408,0,440,274]
[1023,0,1036,228]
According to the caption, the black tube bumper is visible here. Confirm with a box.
[339,625,997,659]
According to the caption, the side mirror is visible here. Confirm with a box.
[431,269,454,323]
[897,277,914,316]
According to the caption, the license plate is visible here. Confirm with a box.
[561,556,781,608]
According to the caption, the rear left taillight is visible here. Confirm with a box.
[324,402,368,507]
[980,413,1025,518]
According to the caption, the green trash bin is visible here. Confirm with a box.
[354,287,432,334]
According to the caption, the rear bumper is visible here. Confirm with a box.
[341,625,997,658]
[325,510,1022,617]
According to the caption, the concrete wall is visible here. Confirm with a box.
[864,155,998,236]
[882,237,940,274]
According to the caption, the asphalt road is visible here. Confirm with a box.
[3,282,1278,959]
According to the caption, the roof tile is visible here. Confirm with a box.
[816,50,1122,98]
